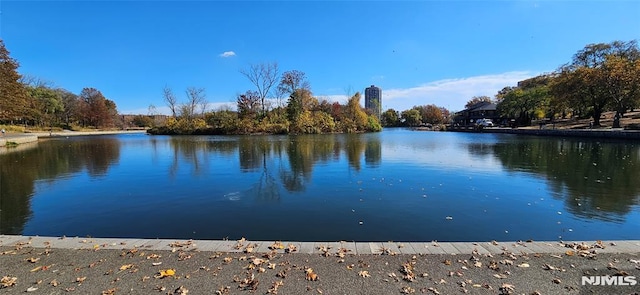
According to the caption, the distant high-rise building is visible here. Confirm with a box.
[364,85,382,118]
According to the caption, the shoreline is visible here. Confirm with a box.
[0,130,146,147]
[2,235,639,255]
[447,127,640,140]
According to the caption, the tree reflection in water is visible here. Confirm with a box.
[491,137,640,222]
[0,137,120,234]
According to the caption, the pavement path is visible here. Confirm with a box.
[1,236,639,294]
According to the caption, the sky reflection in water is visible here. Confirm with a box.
[1,129,639,242]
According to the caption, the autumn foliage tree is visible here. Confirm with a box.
[465,96,493,109]
[0,40,29,123]
[77,87,117,128]
[550,40,639,126]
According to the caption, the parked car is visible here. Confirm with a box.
[476,119,494,127]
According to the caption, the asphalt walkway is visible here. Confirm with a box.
[1,235,639,294]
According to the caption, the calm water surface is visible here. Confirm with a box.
[1,129,639,242]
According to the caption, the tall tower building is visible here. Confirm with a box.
[364,85,382,118]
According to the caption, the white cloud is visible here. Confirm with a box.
[219,51,236,58]
[384,71,536,111]
[322,71,537,112]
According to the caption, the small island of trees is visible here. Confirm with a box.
[149,63,382,135]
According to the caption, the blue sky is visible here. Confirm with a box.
[1,1,639,114]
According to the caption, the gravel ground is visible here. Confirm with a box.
[1,242,639,295]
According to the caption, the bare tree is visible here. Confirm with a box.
[277,70,310,97]
[240,62,280,115]
[19,74,53,88]
[163,85,178,117]
[147,104,158,116]
[199,100,209,116]
[185,87,206,119]
[344,85,354,101]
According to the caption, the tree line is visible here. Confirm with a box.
[151,63,382,135]
[378,40,639,130]
[0,40,119,129]
[493,40,639,127]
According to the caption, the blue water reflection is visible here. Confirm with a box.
[1,129,638,242]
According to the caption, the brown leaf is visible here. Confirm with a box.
[1,276,17,288]
[26,257,40,263]
[305,268,318,281]
[358,270,370,278]
[269,241,285,250]
[401,286,416,294]
[174,285,189,295]
[499,283,515,294]
[285,244,298,253]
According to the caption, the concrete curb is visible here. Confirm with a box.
[2,235,638,255]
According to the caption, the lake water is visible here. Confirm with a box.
[1,129,639,242]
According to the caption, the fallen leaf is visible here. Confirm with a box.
[155,269,176,279]
[174,285,189,295]
[50,279,59,287]
[285,244,298,253]
[550,254,563,259]
[552,278,561,284]
[26,257,40,263]
[493,274,508,279]
[358,270,371,278]
[517,263,530,268]
[499,283,515,294]
[401,286,416,294]
[26,286,38,292]
[119,264,134,271]
[267,280,284,294]
[152,262,162,266]
[101,288,116,295]
[76,277,86,283]
[427,287,440,294]
[146,254,162,259]
[305,268,318,281]
[252,258,264,266]
[269,241,285,250]
[565,250,575,256]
